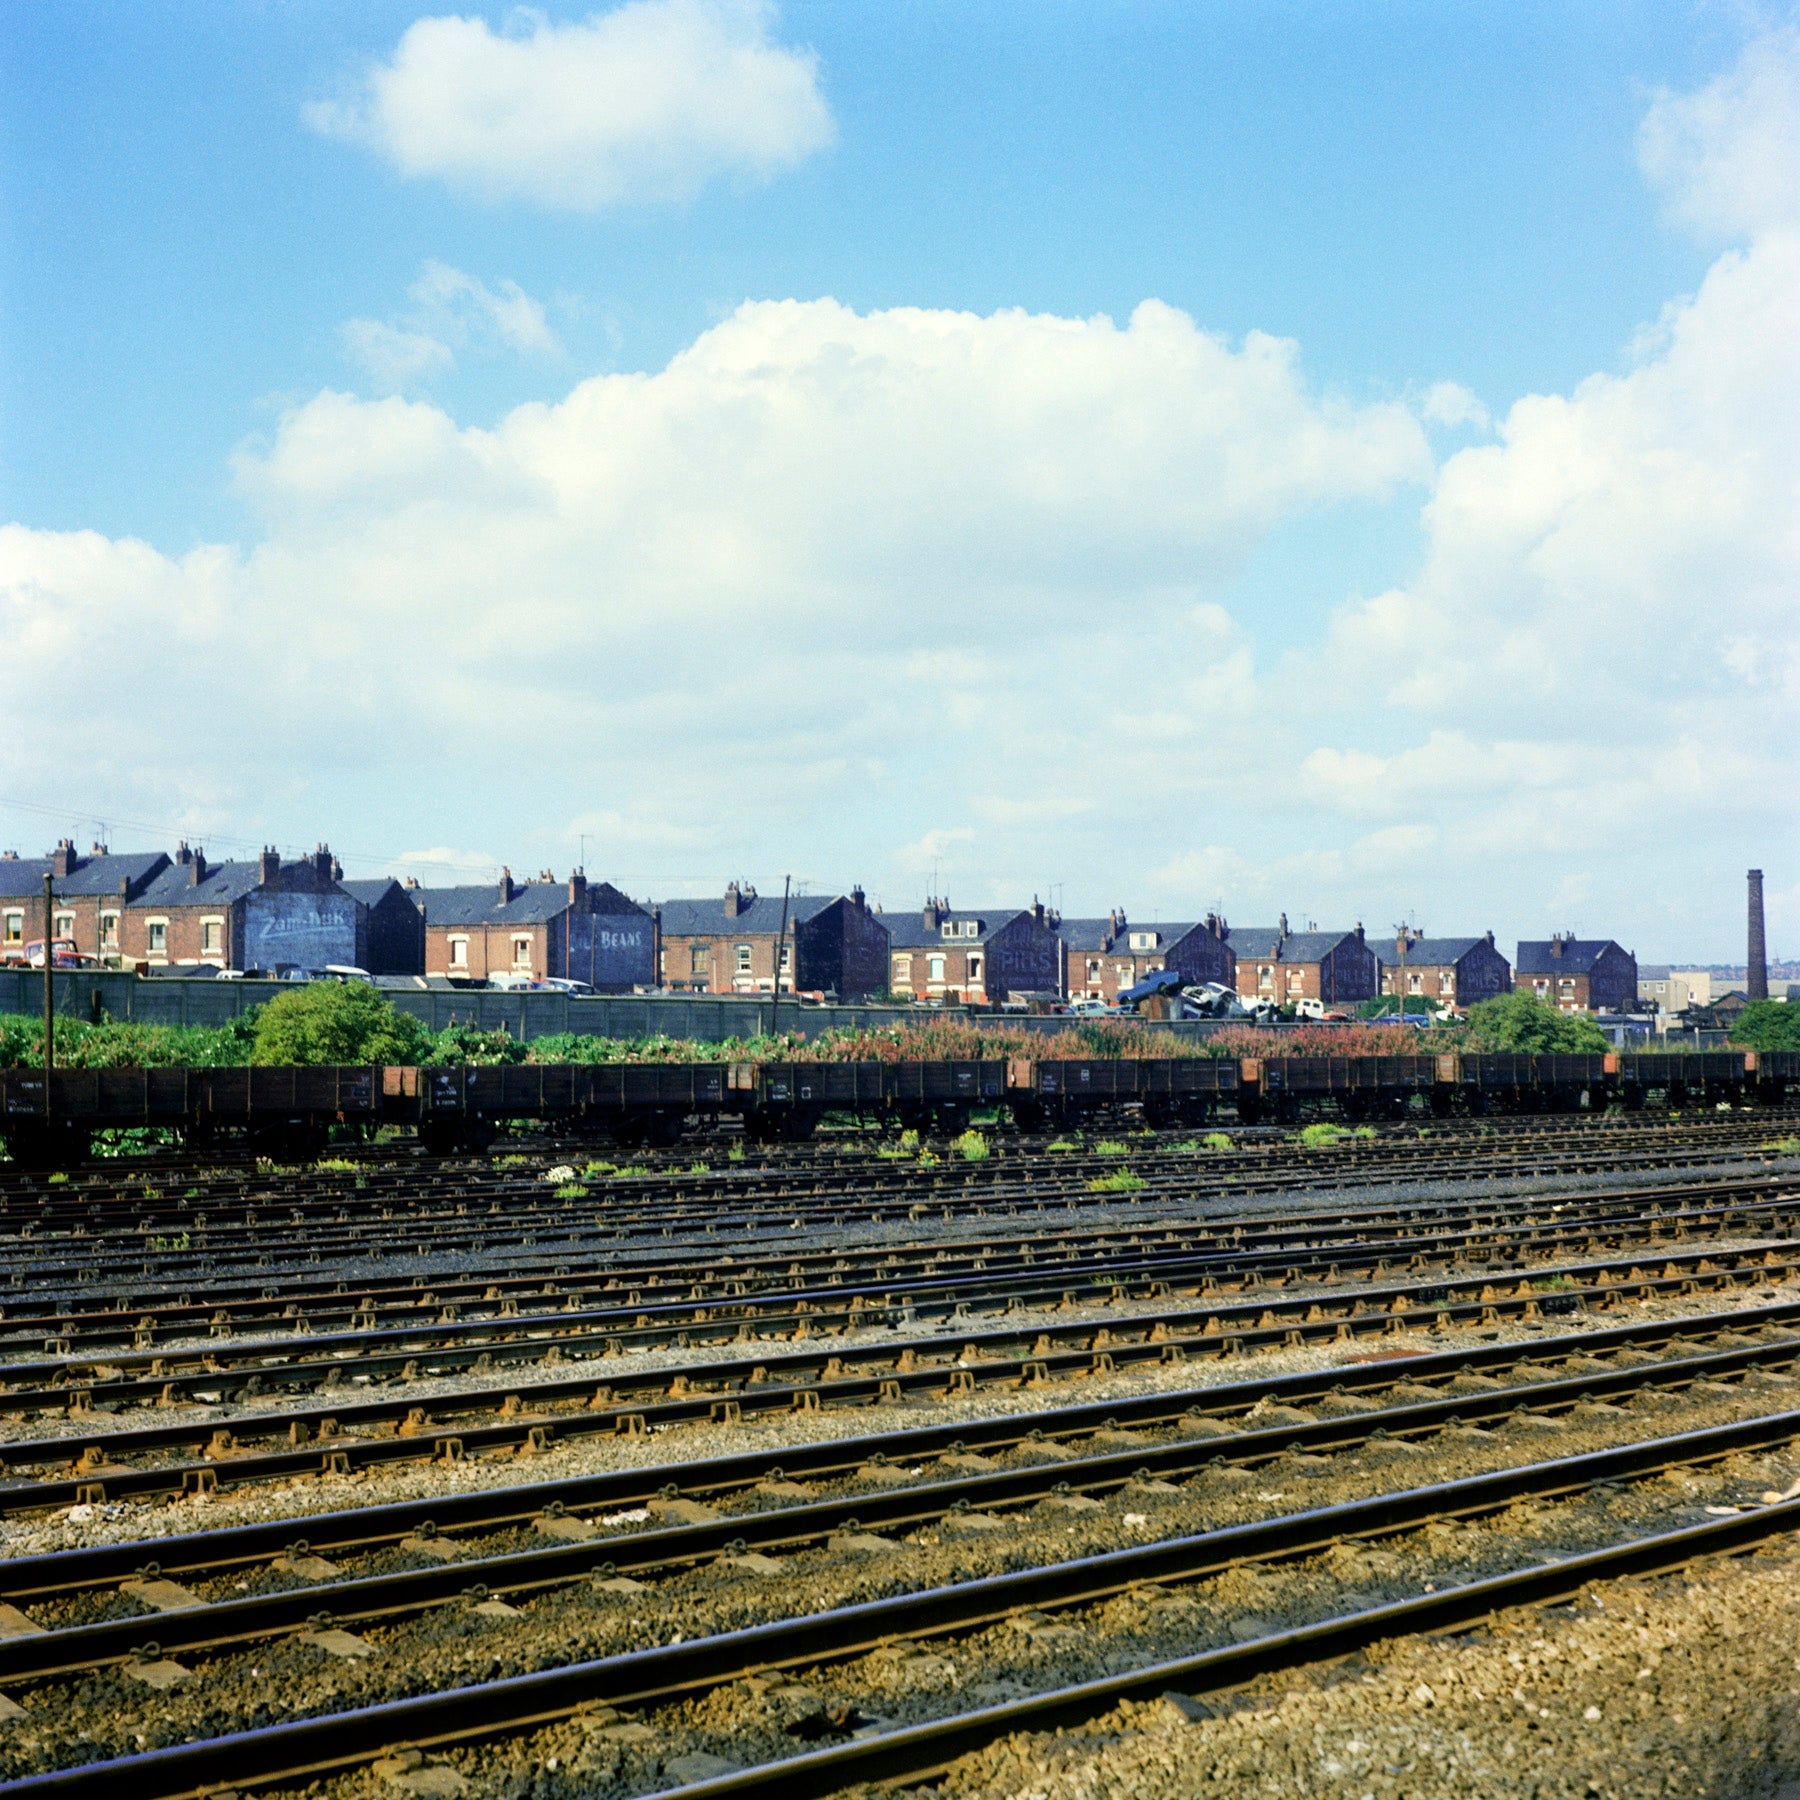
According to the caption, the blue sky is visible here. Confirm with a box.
[2,3,1796,959]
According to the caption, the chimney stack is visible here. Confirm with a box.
[259,846,281,883]
[922,896,943,930]
[569,869,587,905]
[51,839,76,878]
[1749,868,1768,1002]
[1278,911,1289,938]
[190,848,208,885]
[725,880,742,919]
[498,866,515,906]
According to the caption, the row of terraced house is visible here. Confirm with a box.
[0,842,1637,1015]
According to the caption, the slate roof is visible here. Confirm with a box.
[1516,939,1628,977]
[341,878,409,909]
[1059,918,1199,954]
[412,883,588,928]
[656,894,842,937]
[134,860,280,909]
[1229,928,1365,963]
[885,908,1030,951]
[0,851,167,899]
[1378,937,1498,967]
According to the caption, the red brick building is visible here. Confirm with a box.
[413,870,652,989]
[1515,935,1638,1013]
[886,898,1063,1004]
[0,841,169,966]
[1230,917,1377,1006]
[1377,930,1511,1013]
[1060,911,1234,1003]
[656,883,889,999]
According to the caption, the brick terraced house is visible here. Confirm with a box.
[1231,916,1378,1007]
[413,871,653,989]
[656,883,889,999]
[0,841,170,966]
[1061,911,1235,1004]
[1378,930,1512,1013]
[339,878,427,977]
[123,845,361,972]
[1515,934,1638,1013]
[886,898,1064,1005]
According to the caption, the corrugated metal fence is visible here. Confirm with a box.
[0,972,1244,1045]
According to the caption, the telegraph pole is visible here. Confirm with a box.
[42,872,55,1113]
[769,875,792,1039]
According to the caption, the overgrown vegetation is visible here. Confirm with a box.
[951,1129,991,1162]
[1087,1169,1146,1193]
[1730,1001,1800,1052]
[1296,1122,1377,1149]
[1462,992,1610,1054]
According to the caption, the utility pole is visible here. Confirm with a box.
[42,872,55,1115]
[769,875,792,1039]
[1393,922,1416,1027]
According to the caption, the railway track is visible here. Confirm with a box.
[5,1221,1799,1510]
[4,1112,1792,1263]
[3,1166,1800,1404]
[2,1308,1797,1685]
[5,1117,1800,1799]
[5,1406,1798,1797]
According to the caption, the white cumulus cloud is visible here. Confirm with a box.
[344,262,561,389]
[1639,26,1800,238]
[306,0,834,209]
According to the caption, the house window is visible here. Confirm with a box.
[147,919,168,955]
[3,911,22,945]
[1408,973,1422,994]
[1086,959,1101,980]
[894,954,912,983]
[967,955,983,983]
[779,944,792,974]
[1258,965,1273,988]
[1440,973,1455,994]
[1559,978,1575,994]
[690,945,710,976]
[53,912,75,941]
[201,918,223,955]
[449,936,469,968]
[735,943,753,975]
[513,936,533,968]
[1287,970,1304,993]
[100,913,119,948]
[1129,931,1157,951]
[928,953,946,983]
[1534,979,1548,996]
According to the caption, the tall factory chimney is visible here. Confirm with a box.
[1748,869,1768,1001]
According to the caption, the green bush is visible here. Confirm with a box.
[1729,1001,1800,1052]
[1202,1132,1233,1151]
[1095,1139,1130,1156]
[250,984,433,1066]
[1463,992,1609,1053]
[1087,1170,1145,1193]
[952,1129,990,1162]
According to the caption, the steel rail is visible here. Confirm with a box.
[6,1296,1790,1600]
[9,1132,1792,1282]
[5,1239,1799,1512]
[7,1165,1794,1356]
[2,1187,1791,1419]
[10,1130,1785,1303]
[13,1180,1797,1395]
[7,1412,1800,1798]
[3,1327,1797,1684]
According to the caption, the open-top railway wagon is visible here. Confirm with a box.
[0,1050,1794,1163]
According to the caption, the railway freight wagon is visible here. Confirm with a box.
[1006,1056,1236,1127]
[0,1049,1785,1165]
